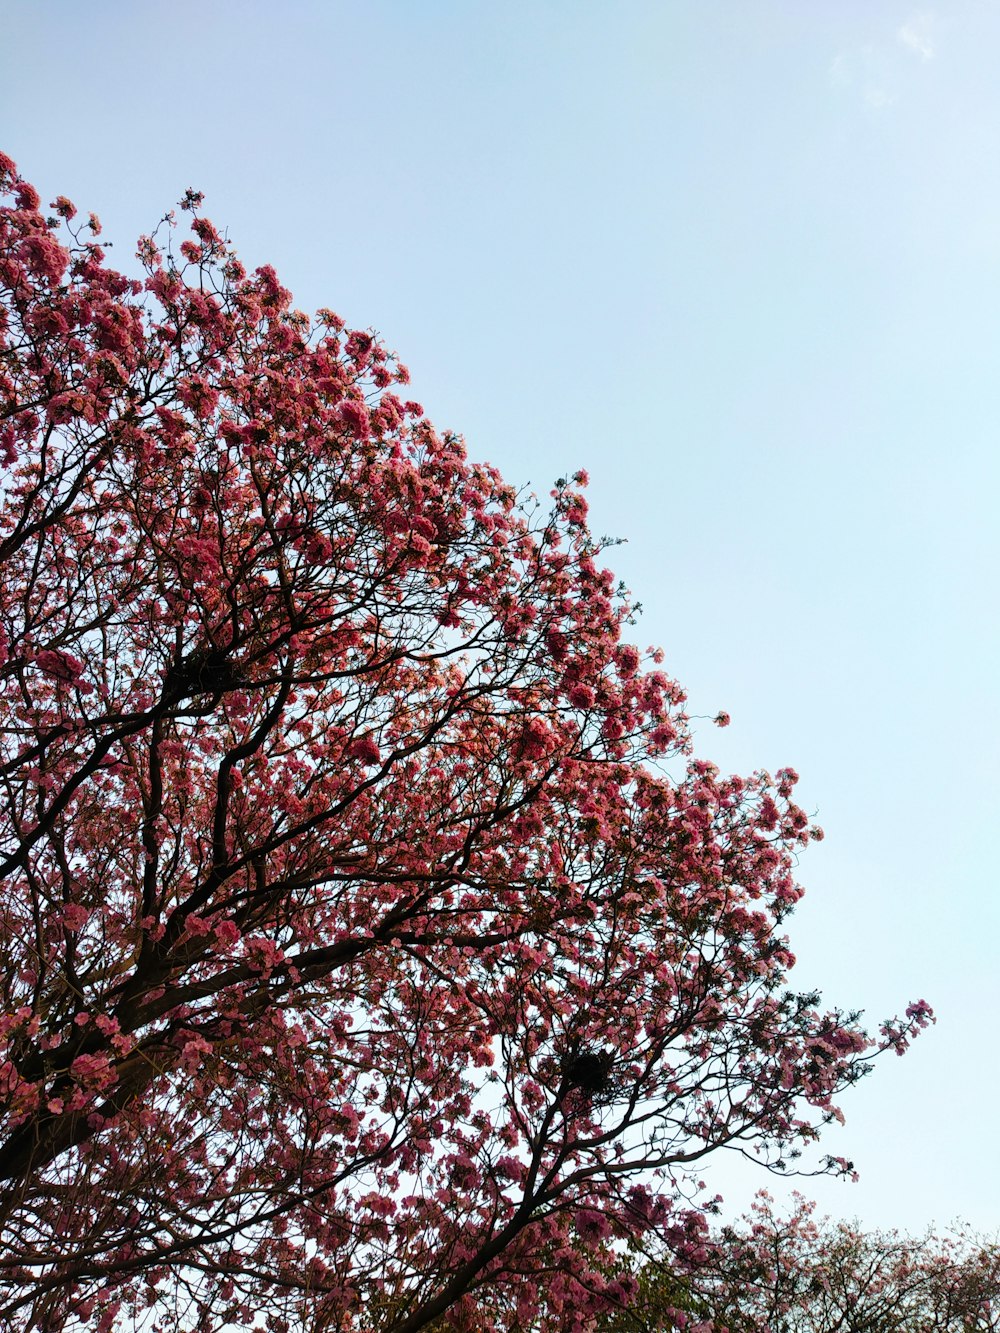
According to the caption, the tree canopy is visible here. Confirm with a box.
[598,1193,1000,1332]
[0,153,932,1332]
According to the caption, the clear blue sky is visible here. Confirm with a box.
[4,1,998,1235]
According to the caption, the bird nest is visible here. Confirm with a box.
[164,647,247,700]
[559,1047,620,1105]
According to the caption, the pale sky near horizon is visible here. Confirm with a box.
[3,1,998,1238]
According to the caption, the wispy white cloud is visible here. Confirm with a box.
[830,14,935,110]
[828,53,852,88]
[829,43,895,110]
[865,86,896,109]
[898,13,935,61]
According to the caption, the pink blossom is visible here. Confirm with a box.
[20,234,69,285]
[347,735,381,766]
[337,399,371,440]
[345,330,373,363]
[60,903,90,931]
[214,919,241,948]
[575,1208,611,1241]
[906,998,934,1026]
[69,1052,113,1088]
[515,718,552,761]
[616,643,641,674]
[651,722,677,748]
[180,1035,212,1074]
[35,647,85,681]
[758,794,779,830]
[304,532,334,564]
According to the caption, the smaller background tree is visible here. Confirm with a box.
[597,1192,1000,1333]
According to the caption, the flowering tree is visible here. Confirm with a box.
[598,1193,1000,1332]
[0,152,933,1333]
